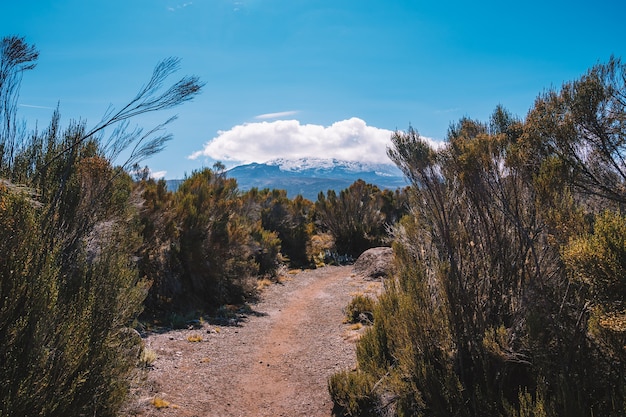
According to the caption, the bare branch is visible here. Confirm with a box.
[38,57,203,173]
[0,36,39,173]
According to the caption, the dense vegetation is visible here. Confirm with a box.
[0,35,402,416]
[329,58,626,416]
[135,167,404,316]
[316,180,408,258]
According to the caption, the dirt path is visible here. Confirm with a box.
[124,266,381,417]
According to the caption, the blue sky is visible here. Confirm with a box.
[3,0,625,178]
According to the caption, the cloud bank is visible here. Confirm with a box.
[189,117,402,165]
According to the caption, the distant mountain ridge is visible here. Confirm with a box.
[167,158,408,200]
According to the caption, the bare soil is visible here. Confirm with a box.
[123,265,381,417]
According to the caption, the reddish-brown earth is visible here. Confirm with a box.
[123,265,381,417]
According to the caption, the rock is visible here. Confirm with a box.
[358,312,374,325]
[353,247,393,279]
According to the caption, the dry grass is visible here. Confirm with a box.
[365,282,382,294]
[139,347,157,367]
[187,334,203,343]
[257,277,273,291]
[151,397,170,409]
[349,323,363,331]
[277,274,294,284]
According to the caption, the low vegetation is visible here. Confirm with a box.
[344,294,376,324]
[150,397,171,409]
[328,370,379,417]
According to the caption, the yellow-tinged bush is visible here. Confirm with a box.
[563,210,626,306]
[139,347,158,367]
[328,370,378,417]
[151,397,170,409]
[345,294,376,324]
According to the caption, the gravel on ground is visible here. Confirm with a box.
[122,265,382,417]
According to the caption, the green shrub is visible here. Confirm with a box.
[328,370,379,417]
[335,83,626,416]
[0,183,147,417]
[139,167,262,315]
[0,37,202,416]
[315,180,390,258]
[345,294,376,324]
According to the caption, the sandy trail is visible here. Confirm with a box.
[124,265,380,417]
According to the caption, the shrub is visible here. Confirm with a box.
[345,294,376,324]
[315,180,388,258]
[0,37,202,417]
[328,370,379,417]
[139,347,158,368]
[334,90,626,416]
[309,232,335,267]
[0,183,148,417]
[141,168,262,313]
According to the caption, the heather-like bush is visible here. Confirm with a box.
[328,370,379,417]
[0,136,147,417]
[345,294,376,324]
[315,180,390,258]
[332,60,626,416]
[139,168,270,314]
[243,188,315,268]
[0,36,201,416]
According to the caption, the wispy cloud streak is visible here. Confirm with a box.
[254,110,299,120]
[19,104,56,110]
[167,2,192,12]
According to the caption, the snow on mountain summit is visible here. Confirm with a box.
[266,157,400,174]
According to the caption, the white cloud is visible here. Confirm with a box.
[19,104,56,110]
[150,170,167,179]
[167,2,192,12]
[189,117,432,165]
[131,167,167,179]
[255,110,299,120]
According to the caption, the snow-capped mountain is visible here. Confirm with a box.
[166,158,408,200]
[266,157,402,176]
[226,158,407,200]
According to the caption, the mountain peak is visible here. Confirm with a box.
[265,157,400,174]
[226,158,406,200]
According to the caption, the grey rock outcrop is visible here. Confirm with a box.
[353,247,394,279]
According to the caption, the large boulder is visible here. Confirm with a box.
[353,247,393,279]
